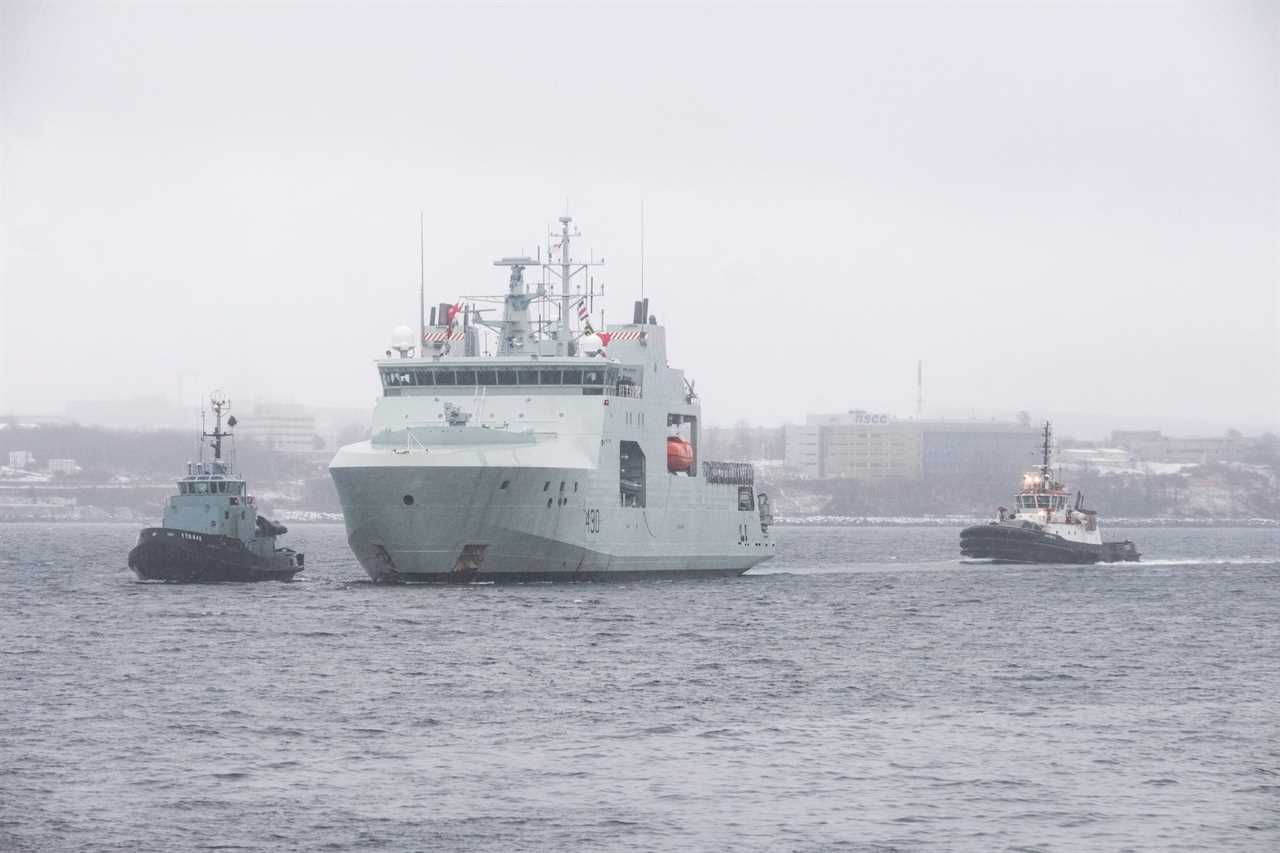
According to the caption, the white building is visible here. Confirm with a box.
[47,458,80,475]
[783,424,821,478]
[784,410,1040,481]
[237,403,320,454]
[7,450,35,469]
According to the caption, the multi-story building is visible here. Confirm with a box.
[920,421,1042,481]
[7,450,35,470]
[784,411,1040,481]
[1110,430,1252,464]
[237,403,320,454]
[47,458,80,475]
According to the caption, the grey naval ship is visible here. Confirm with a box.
[329,215,776,583]
[128,394,304,582]
[960,421,1139,564]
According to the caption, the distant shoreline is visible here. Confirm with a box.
[2,514,1276,529]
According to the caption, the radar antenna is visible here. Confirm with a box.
[204,392,233,463]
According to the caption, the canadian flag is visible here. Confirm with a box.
[598,331,612,348]
[446,302,463,328]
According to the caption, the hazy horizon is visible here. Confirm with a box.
[3,2,1277,436]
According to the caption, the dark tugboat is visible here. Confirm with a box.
[128,393,304,582]
[960,421,1139,564]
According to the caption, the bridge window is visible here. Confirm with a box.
[435,370,457,385]
[455,369,477,385]
[496,368,519,385]
[414,368,435,386]
[382,369,415,387]
[517,368,540,385]
[561,368,583,384]
[475,369,498,385]
[540,369,562,385]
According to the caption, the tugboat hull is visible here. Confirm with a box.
[960,524,1139,565]
[128,528,303,582]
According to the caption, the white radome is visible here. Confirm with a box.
[391,325,416,350]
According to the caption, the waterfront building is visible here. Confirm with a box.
[237,403,321,454]
[784,411,1040,481]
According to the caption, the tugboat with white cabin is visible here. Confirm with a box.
[128,394,304,582]
[329,214,776,582]
[960,421,1139,564]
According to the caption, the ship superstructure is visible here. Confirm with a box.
[329,215,776,582]
[960,421,1139,564]
[128,394,304,582]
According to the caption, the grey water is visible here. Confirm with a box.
[2,524,1278,852]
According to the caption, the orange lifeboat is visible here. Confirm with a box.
[667,436,694,473]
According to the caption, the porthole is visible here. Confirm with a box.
[546,498,553,508]
[403,495,415,506]
[543,481,550,491]
[500,480,510,490]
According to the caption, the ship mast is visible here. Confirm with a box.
[1040,420,1052,482]
[545,215,603,356]
[558,216,573,355]
[204,393,233,464]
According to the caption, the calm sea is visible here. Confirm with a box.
[2,523,1278,852]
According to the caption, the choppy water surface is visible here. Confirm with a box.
[2,524,1278,852]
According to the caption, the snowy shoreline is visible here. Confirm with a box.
[775,515,1279,528]
[3,511,1275,528]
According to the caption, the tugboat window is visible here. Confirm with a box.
[194,482,209,495]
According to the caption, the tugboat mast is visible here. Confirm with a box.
[1039,420,1053,481]
[203,393,234,464]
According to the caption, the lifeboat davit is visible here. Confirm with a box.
[667,436,694,473]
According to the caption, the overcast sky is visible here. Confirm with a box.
[2,1,1276,435]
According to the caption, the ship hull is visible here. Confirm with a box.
[330,461,774,583]
[960,524,1139,564]
[128,528,303,582]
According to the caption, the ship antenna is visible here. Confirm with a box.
[205,392,231,463]
[1041,420,1052,479]
[640,200,645,303]
[559,215,572,355]
[418,211,425,358]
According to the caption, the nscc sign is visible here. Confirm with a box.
[853,412,892,425]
